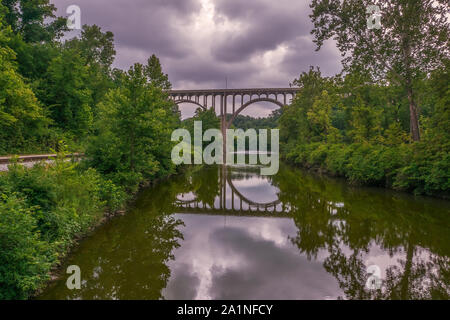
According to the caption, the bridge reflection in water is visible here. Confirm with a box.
[174,165,291,217]
[38,163,450,300]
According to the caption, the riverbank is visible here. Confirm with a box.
[0,156,181,299]
[32,164,189,299]
[282,142,449,200]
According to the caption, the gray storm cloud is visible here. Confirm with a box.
[211,0,311,62]
[51,0,341,115]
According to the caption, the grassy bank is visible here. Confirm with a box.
[0,156,129,299]
[284,141,449,199]
[0,153,184,299]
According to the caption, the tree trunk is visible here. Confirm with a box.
[399,242,414,300]
[400,21,420,142]
[130,129,135,171]
[407,87,420,141]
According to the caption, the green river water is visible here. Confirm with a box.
[39,163,450,300]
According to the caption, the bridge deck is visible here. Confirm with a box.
[169,87,300,96]
[174,207,292,218]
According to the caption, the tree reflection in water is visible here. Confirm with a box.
[40,176,187,300]
[39,164,449,300]
[272,165,450,299]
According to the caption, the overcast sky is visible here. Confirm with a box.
[51,0,342,117]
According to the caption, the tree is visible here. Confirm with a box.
[1,1,67,82]
[65,24,115,70]
[0,195,52,299]
[2,0,67,43]
[279,67,332,145]
[0,9,48,153]
[309,0,450,141]
[182,107,220,150]
[307,90,334,140]
[144,54,171,90]
[228,109,282,131]
[88,61,180,191]
[349,95,383,143]
[65,25,116,110]
[42,48,93,136]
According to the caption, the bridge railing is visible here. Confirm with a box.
[0,153,84,164]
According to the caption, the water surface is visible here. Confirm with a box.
[39,164,450,299]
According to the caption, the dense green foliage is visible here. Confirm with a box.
[87,61,180,192]
[183,108,220,135]
[182,106,280,134]
[278,0,449,197]
[279,65,449,197]
[0,2,119,153]
[0,156,126,299]
[310,0,449,141]
[0,1,181,299]
[228,109,281,131]
[0,9,48,154]
[182,107,280,152]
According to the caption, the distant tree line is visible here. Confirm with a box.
[228,109,281,131]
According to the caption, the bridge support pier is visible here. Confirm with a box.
[221,95,227,164]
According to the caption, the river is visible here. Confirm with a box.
[38,163,450,300]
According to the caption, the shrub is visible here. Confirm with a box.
[394,143,449,196]
[345,144,409,186]
[0,158,126,299]
[0,195,55,299]
[306,143,329,167]
[325,143,353,175]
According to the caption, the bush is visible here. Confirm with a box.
[325,144,353,175]
[306,143,329,167]
[284,140,447,195]
[86,63,179,193]
[394,143,449,196]
[0,195,54,299]
[344,144,408,186]
[0,158,126,299]
[97,178,127,212]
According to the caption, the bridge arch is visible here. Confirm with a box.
[225,173,281,208]
[174,99,206,110]
[226,97,283,129]
[174,168,283,214]
[169,88,299,163]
